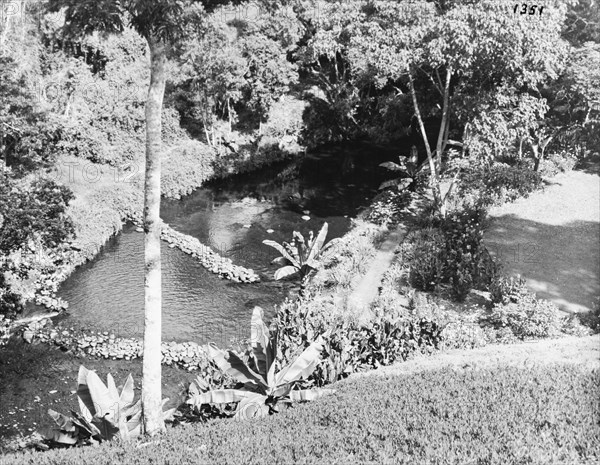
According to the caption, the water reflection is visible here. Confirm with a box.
[56,143,397,345]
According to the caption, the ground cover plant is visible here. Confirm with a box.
[4,364,599,464]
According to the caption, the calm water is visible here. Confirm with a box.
[54,143,397,345]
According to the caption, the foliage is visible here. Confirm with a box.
[405,206,499,300]
[43,365,175,447]
[538,150,578,176]
[576,297,600,334]
[365,189,411,226]
[439,207,499,300]
[272,293,443,388]
[173,8,299,140]
[378,147,423,191]
[489,275,534,306]
[0,55,62,176]
[457,161,543,206]
[307,219,384,291]
[0,179,74,255]
[485,299,564,340]
[187,307,334,419]
[405,228,446,292]
[262,222,341,281]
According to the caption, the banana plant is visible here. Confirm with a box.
[379,147,424,191]
[187,307,335,419]
[263,222,341,281]
[43,365,176,446]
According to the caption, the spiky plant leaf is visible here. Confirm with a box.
[187,389,254,408]
[207,343,267,389]
[307,222,329,262]
[84,370,117,421]
[275,339,324,386]
[233,393,269,420]
[379,179,401,190]
[271,256,291,266]
[380,161,405,171]
[119,374,135,408]
[274,265,299,280]
[250,307,273,379]
[262,240,300,268]
[77,366,95,422]
[106,374,119,401]
[321,237,342,253]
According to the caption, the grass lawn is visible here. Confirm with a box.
[3,362,598,465]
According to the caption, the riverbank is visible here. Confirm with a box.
[4,114,304,315]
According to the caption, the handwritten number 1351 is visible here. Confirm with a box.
[513,4,544,15]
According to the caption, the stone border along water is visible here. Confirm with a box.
[159,224,260,283]
[26,220,260,314]
[2,316,217,372]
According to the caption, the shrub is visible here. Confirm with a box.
[439,206,499,299]
[486,299,563,339]
[271,293,443,388]
[439,320,492,350]
[577,297,600,333]
[405,228,445,292]
[489,275,534,306]
[405,206,499,300]
[365,189,411,226]
[459,162,543,206]
[539,151,578,177]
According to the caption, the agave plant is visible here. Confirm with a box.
[187,307,335,419]
[263,222,341,281]
[43,366,175,446]
[379,147,424,191]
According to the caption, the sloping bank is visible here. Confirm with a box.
[7,121,303,313]
[2,188,414,367]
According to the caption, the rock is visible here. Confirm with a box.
[243,224,251,228]
[136,227,144,233]
[302,215,310,221]
[266,229,274,234]
[303,210,310,215]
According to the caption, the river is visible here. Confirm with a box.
[53,143,397,345]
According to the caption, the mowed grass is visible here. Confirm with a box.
[4,364,599,465]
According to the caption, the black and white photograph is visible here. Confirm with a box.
[0,0,598,463]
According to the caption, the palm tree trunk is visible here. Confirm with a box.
[142,36,166,436]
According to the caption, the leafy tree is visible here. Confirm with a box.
[562,0,600,46]
[0,178,74,315]
[48,0,245,436]
[303,0,568,213]
[174,8,299,140]
[176,23,247,143]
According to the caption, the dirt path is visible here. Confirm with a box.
[351,335,600,380]
[348,225,407,323]
[484,168,600,313]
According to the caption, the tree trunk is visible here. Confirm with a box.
[407,69,444,216]
[531,143,540,171]
[142,37,167,436]
[518,137,524,160]
[435,68,452,175]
